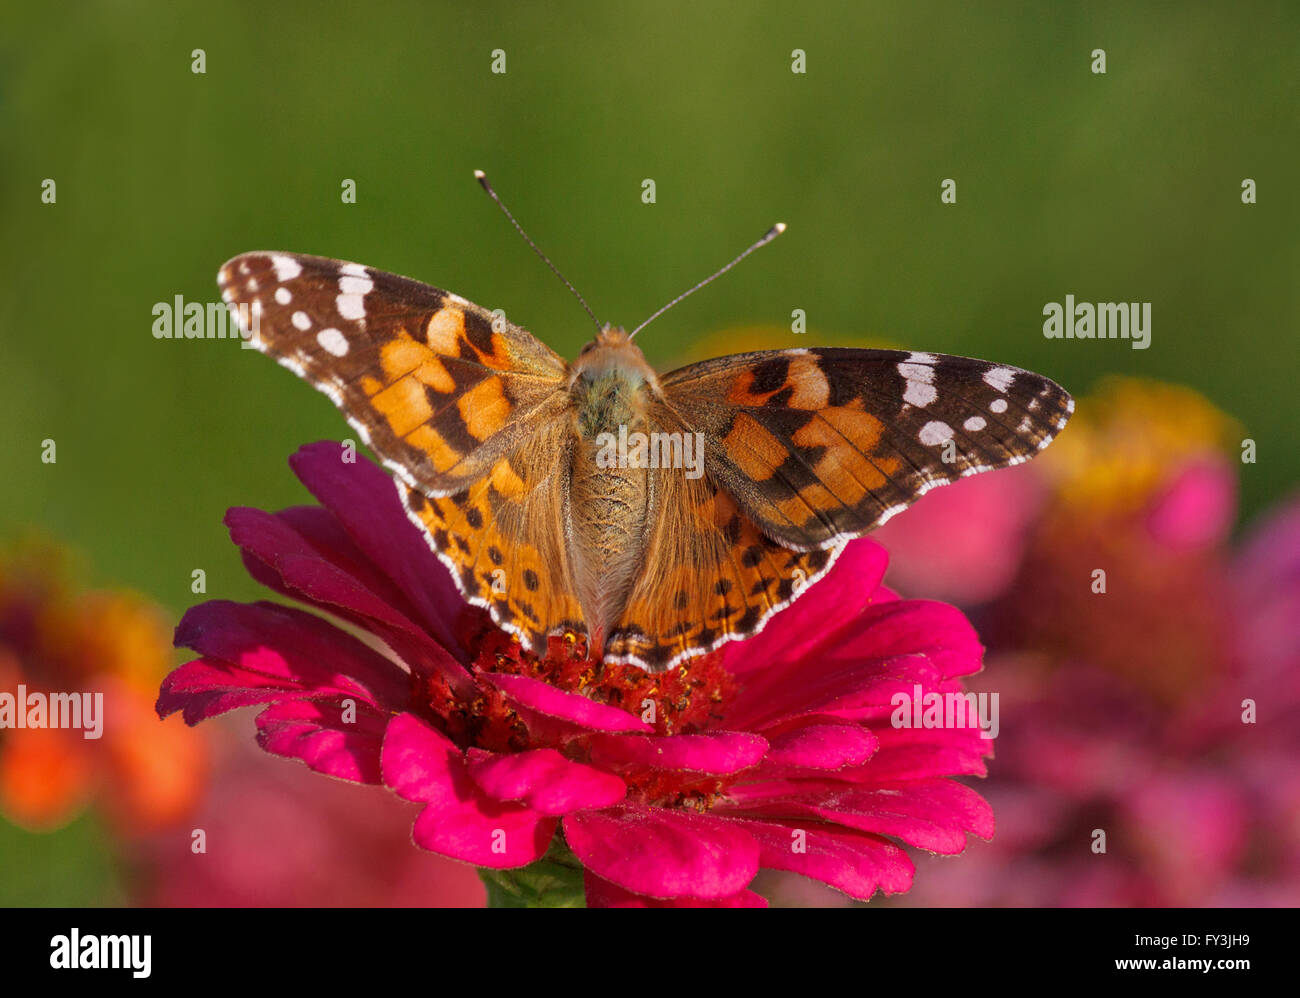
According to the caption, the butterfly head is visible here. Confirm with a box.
[569,324,661,423]
[573,324,655,379]
[584,323,632,348]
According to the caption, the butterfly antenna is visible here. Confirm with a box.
[474,170,601,333]
[629,222,786,339]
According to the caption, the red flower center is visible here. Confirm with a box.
[407,608,741,809]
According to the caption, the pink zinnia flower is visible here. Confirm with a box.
[157,441,994,907]
[892,381,1300,908]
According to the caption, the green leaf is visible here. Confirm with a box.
[477,837,587,908]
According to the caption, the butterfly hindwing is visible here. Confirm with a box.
[659,347,1073,550]
[397,419,588,655]
[220,252,569,495]
[603,410,839,670]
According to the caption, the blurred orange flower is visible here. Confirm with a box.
[0,539,208,833]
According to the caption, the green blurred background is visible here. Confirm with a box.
[1,1,1296,903]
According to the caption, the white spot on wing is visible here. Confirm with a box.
[291,310,312,330]
[919,421,954,445]
[317,328,349,356]
[963,416,987,432]
[339,275,374,296]
[904,380,937,407]
[989,398,1008,413]
[340,262,369,278]
[337,294,366,320]
[899,361,936,407]
[275,287,291,304]
[983,366,1016,393]
[271,255,302,282]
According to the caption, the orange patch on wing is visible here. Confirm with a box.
[408,476,584,646]
[372,376,434,438]
[425,307,466,353]
[414,356,455,394]
[480,332,519,369]
[785,356,831,409]
[488,457,527,498]
[810,406,886,452]
[380,335,433,382]
[458,376,511,440]
[725,369,778,407]
[722,414,789,481]
[774,483,843,529]
[405,424,464,473]
[791,411,895,500]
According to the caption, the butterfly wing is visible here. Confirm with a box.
[602,404,837,670]
[220,252,569,495]
[659,347,1073,549]
[396,424,587,654]
[220,252,585,651]
[603,347,1072,670]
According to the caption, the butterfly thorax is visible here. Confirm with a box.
[566,328,661,650]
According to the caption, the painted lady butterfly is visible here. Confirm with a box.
[219,183,1071,672]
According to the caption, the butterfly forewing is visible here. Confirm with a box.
[660,347,1073,550]
[220,252,569,495]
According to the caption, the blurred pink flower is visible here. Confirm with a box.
[158,441,996,906]
[1229,491,1300,706]
[891,380,1299,907]
[141,725,485,907]
[873,464,1044,605]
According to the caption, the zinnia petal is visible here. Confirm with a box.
[382,713,555,867]
[255,696,389,783]
[587,731,767,774]
[563,805,760,899]
[763,723,879,769]
[484,672,652,733]
[466,747,626,814]
[740,819,915,899]
[288,442,465,650]
[584,870,768,907]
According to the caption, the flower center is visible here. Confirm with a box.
[407,608,740,809]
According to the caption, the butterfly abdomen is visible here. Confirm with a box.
[567,344,661,650]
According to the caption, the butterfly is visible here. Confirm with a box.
[219,227,1071,673]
